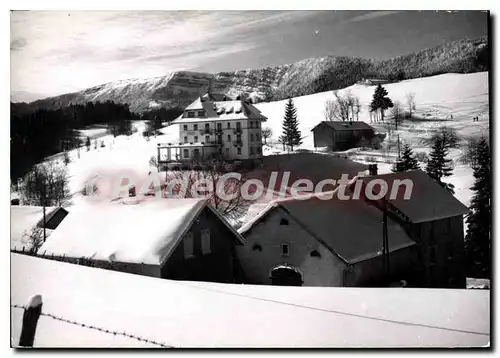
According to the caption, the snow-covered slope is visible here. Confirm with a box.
[33,72,488,217]
[255,72,489,150]
[11,253,490,347]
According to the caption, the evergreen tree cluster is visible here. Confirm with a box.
[370,84,394,120]
[465,138,491,279]
[280,98,302,151]
[11,101,140,181]
[426,135,455,194]
[392,144,420,172]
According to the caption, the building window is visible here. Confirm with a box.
[250,147,254,155]
[193,124,198,131]
[236,122,241,131]
[256,133,260,141]
[198,110,205,117]
[250,133,254,141]
[201,228,211,255]
[252,244,262,252]
[281,244,289,257]
[187,112,195,118]
[195,136,199,142]
[227,134,231,142]
[237,147,242,155]
[310,250,321,258]
[183,149,190,159]
[183,232,194,258]
[217,123,222,131]
[280,218,289,226]
[227,122,231,129]
[183,124,188,131]
[249,121,254,129]
[205,135,210,143]
[225,148,229,155]
[257,147,262,154]
[184,136,188,143]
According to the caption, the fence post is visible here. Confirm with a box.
[19,295,43,347]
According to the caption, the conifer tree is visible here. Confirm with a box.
[465,138,491,278]
[370,84,394,121]
[426,135,455,194]
[392,144,420,172]
[281,98,302,151]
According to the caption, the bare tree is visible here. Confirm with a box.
[22,227,45,254]
[163,164,251,221]
[324,91,352,122]
[405,92,416,118]
[391,100,405,130]
[262,127,273,145]
[19,161,70,206]
[353,97,361,121]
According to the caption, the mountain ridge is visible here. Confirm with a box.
[21,36,488,113]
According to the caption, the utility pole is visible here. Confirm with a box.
[382,202,390,285]
[397,134,401,159]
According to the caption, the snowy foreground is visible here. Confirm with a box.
[11,254,489,348]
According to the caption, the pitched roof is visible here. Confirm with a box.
[363,170,469,223]
[11,253,490,347]
[311,121,375,132]
[173,99,267,123]
[239,190,415,264]
[258,152,368,187]
[202,92,230,101]
[10,206,68,250]
[39,197,244,266]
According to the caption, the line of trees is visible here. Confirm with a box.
[11,101,141,181]
[324,91,361,122]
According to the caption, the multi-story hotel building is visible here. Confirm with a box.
[163,93,267,164]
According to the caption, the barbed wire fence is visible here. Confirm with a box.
[11,303,174,348]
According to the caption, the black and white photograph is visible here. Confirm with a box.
[9,8,491,348]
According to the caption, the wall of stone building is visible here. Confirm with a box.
[237,207,346,286]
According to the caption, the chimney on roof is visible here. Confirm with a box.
[368,163,378,176]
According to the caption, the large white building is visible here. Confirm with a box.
[165,93,267,163]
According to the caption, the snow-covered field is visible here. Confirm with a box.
[22,72,488,219]
[11,253,490,347]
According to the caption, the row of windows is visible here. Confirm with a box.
[183,228,210,259]
[182,121,260,132]
[183,134,261,144]
[186,110,206,118]
[180,146,261,158]
[251,243,321,258]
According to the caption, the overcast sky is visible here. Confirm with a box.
[11,10,488,102]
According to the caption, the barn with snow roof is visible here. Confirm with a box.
[39,197,246,283]
[237,190,417,287]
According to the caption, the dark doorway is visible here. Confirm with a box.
[270,265,303,286]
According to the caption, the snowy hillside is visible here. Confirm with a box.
[255,72,489,209]
[25,72,488,222]
[11,253,490,347]
[255,72,489,149]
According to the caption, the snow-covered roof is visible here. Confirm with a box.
[311,121,375,132]
[11,253,490,347]
[10,206,66,250]
[239,189,416,264]
[173,98,267,124]
[39,197,243,265]
[363,170,470,223]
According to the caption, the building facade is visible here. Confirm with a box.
[165,93,267,164]
[311,121,375,151]
[237,190,416,287]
